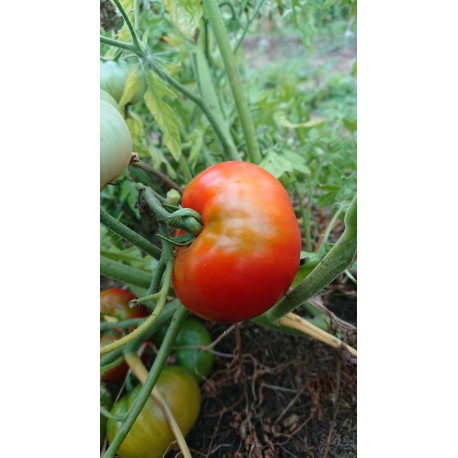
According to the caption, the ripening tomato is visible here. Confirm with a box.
[100,331,129,383]
[107,366,201,458]
[100,288,148,322]
[172,161,302,323]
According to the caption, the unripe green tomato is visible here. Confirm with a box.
[100,98,132,190]
[107,366,201,458]
[174,318,214,382]
[100,89,123,115]
[100,60,146,104]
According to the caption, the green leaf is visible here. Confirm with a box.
[260,151,294,179]
[144,72,182,161]
[163,0,203,41]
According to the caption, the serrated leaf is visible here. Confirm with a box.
[163,0,203,41]
[274,112,326,129]
[119,65,144,107]
[144,72,181,161]
[260,151,294,179]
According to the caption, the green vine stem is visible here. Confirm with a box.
[100,261,173,356]
[138,184,203,237]
[100,208,162,260]
[265,195,357,322]
[100,36,143,55]
[100,301,179,368]
[133,161,183,192]
[202,0,262,164]
[151,64,239,162]
[100,356,125,376]
[102,304,189,458]
[100,256,152,289]
[100,318,144,332]
[111,0,142,51]
[100,406,126,423]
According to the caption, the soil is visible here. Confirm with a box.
[178,282,356,458]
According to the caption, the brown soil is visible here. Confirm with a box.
[179,284,356,458]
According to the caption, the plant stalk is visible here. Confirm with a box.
[101,208,162,260]
[265,195,356,321]
[202,0,261,164]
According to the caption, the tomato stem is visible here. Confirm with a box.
[100,301,179,368]
[100,406,126,423]
[110,0,142,52]
[101,208,162,260]
[102,305,189,458]
[100,256,152,289]
[149,62,240,161]
[100,356,125,376]
[100,36,143,56]
[202,0,262,164]
[100,261,173,356]
[265,195,357,322]
[139,184,204,237]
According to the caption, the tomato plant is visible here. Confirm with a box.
[100,97,133,190]
[172,161,302,323]
[100,288,148,322]
[107,366,201,458]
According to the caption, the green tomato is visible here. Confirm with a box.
[100,89,123,115]
[100,98,132,190]
[174,318,215,382]
[100,60,146,105]
[107,366,201,458]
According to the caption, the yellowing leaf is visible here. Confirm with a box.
[144,72,181,161]
[126,111,143,140]
[163,0,203,41]
[119,65,144,107]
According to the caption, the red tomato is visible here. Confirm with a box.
[100,288,148,322]
[172,161,301,323]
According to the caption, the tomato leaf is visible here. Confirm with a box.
[144,72,181,161]
[119,65,144,107]
[260,151,294,178]
[162,0,203,41]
